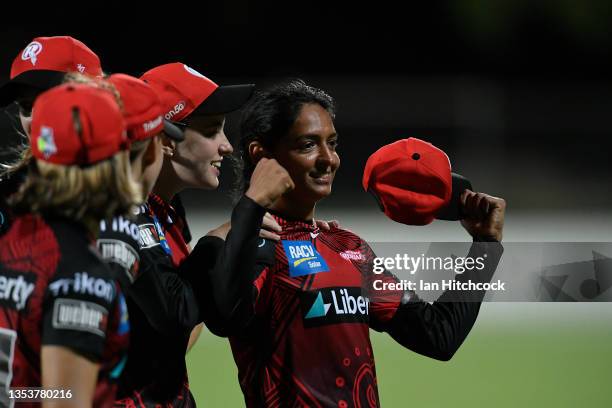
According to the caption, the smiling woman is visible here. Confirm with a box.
[217,78,507,408]
[238,79,339,219]
[265,103,340,215]
[156,114,231,192]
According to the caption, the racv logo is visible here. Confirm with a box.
[301,287,369,328]
[282,240,329,277]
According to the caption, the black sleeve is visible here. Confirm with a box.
[375,240,503,361]
[122,211,200,334]
[171,193,192,244]
[178,195,266,335]
[97,216,142,289]
[42,263,118,362]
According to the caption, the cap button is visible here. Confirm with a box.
[412,153,421,160]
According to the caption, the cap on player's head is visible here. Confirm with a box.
[363,137,471,225]
[140,62,254,123]
[107,74,184,142]
[0,36,103,107]
[30,83,129,166]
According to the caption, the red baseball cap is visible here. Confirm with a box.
[0,36,103,107]
[30,83,128,166]
[363,137,467,225]
[140,63,254,122]
[107,74,184,142]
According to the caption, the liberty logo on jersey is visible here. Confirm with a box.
[282,240,329,277]
[301,287,369,328]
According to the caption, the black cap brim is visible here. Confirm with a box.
[192,84,255,116]
[436,172,473,221]
[0,70,66,107]
[163,120,184,142]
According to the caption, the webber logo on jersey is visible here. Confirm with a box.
[98,239,140,283]
[52,298,109,337]
[300,287,369,328]
[282,240,329,277]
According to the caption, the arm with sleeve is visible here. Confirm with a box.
[367,239,504,361]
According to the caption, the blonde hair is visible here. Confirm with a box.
[11,151,142,233]
[0,141,31,179]
[2,72,152,229]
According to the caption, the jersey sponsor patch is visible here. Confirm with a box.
[0,271,36,311]
[138,223,160,249]
[282,240,329,277]
[339,250,366,262]
[52,298,109,337]
[48,272,115,303]
[151,214,172,256]
[300,287,369,328]
[97,239,140,283]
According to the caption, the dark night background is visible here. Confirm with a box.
[3,5,612,406]
[2,2,612,214]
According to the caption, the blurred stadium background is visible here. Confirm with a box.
[3,2,612,406]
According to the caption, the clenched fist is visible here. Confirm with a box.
[460,190,506,242]
[246,158,295,209]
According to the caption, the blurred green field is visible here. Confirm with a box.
[187,320,612,407]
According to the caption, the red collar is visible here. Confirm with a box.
[147,193,182,229]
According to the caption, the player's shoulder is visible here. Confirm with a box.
[326,223,367,248]
[99,214,141,243]
[47,254,117,307]
[255,237,278,266]
[42,220,117,304]
[1,214,64,275]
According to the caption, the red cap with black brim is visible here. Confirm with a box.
[0,36,103,107]
[191,84,255,115]
[363,137,472,225]
[140,63,253,122]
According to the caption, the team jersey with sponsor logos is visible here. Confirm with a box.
[229,215,503,408]
[113,194,196,408]
[112,194,267,408]
[229,216,403,408]
[0,214,129,408]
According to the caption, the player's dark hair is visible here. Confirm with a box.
[233,79,335,197]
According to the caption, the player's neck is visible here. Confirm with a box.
[270,197,316,222]
[152,161,183,203]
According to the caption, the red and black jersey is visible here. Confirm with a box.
[112,194,195,407]
[0,214,129,408]
[228,215,503,408]
[229,217,401,408]
[113,194,267,408]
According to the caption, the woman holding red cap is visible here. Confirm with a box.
[0,83,140,407]
[213,79,507,407]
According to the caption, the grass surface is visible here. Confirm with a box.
[186,321,612,407]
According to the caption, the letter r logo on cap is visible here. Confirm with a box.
[21,41,43,66]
